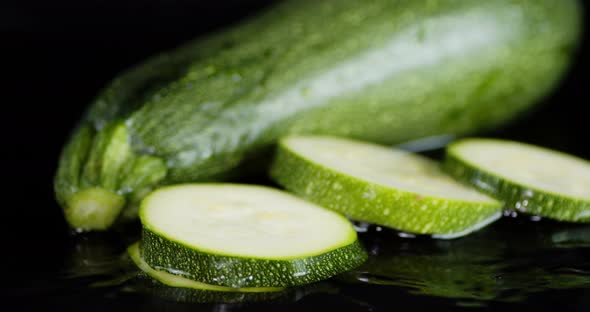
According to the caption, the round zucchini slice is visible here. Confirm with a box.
[444,138,590,222]
[139,184,367,288]
[271,136,502,239]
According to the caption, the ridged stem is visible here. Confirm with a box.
[65,187,126,231]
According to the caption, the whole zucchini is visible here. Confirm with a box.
[55,0,581,231]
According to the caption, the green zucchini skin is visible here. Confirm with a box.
[443,142,590,223]
[55,0,582,230]
[141,229,367,288]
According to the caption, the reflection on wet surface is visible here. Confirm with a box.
[13,216,588,310]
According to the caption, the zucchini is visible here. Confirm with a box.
[127,242,287,303]
[271,136,502,238]
[444,139,590,222]
[55,0,581,230]
[139,184,367,288]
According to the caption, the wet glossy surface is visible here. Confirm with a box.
[6,216,590,311]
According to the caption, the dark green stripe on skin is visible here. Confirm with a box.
[270,140,502,237]
[141,229,367,288]
[443,148,590,223]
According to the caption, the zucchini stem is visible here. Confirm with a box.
[65,188,126,231]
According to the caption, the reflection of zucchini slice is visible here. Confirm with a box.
[271,136,501,238]
[139,184,367,288]
[445,139,590,222]
[340,221,590,303]
[127,242,287,303]
[128,243,283,292]
[551,226,590,248]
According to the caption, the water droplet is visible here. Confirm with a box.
[530,215,542,222]
[293,271,308,277]
[398,232,416,238]
[352,221,371,232]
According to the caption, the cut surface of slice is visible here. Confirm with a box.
[270,136,502,238]
[444,138,590,222]
[139,184,367,288]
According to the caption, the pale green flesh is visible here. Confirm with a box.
[450,139,590,200]
[127,243,283,292]
[140,184,357,260]
[285,136,496,203]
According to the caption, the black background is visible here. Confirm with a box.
[2,1,589,311]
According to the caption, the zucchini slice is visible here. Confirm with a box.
[270,136,502,238]
[139,184,367,288]
[444,138,590,222]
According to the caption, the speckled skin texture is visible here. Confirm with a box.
[270,139,502,236]
[55,0,581,230]
[444,142,590,223]
[127,0,580,183]
[141,229,367,288]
